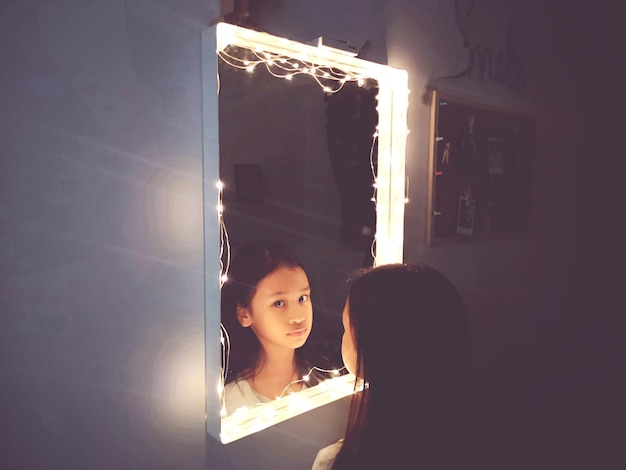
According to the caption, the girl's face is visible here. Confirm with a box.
[341,299,358,376]
[238,266,312,352]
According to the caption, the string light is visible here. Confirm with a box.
[217,46,375,95]
[211,22,410,444]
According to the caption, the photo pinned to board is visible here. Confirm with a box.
[456,188,475,236]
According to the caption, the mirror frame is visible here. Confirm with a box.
[202,22,409,444]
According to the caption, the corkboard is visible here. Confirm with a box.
[426,91,535,245]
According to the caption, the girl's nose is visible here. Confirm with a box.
[287,306,306,323]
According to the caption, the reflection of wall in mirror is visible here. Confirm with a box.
[218,58,338,244]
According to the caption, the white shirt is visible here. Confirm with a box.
[224,378,310,416]
[223,379,272,416]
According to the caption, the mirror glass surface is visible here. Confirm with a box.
[218,45,376,425]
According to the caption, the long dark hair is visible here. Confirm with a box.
[331,263,485,469]
[221,240,338,386]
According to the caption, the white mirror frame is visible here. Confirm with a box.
[202,22,409,444]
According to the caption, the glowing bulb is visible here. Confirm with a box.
[357,78,364,87]
[285,74,293,80]
[221,274,228,284]
[216,180,224,190]
[246,65,254,73]
[323,86,331,93]
[217,203,224,214]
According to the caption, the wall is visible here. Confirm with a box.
[1,0,621,469]
[1,1,213,468]
[386,1,590,467]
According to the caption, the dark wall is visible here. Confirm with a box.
[530,4,626,468]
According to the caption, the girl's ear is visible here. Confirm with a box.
[236,305,252,327]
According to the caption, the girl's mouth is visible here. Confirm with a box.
[288,328,307,337]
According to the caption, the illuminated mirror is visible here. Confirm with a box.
[202,22,408,444]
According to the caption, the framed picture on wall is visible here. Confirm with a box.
[456,195,475,236]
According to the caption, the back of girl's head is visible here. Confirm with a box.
[221,241,308,382]
[334,263,483,469]
[347,263,471,385]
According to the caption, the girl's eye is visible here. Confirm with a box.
[299,295,309,303]
[273,300,285,308]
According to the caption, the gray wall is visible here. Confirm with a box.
[1,1,622,469]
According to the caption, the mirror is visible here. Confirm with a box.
[202,23,409,444]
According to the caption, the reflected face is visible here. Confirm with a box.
[341,299,358,376]
[241,266,312,351]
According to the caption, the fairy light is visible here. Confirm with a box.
[207,22,410,444]
[217,180,230,289]
[217,41,372,95]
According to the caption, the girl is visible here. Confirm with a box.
[221,240,338,415]
[312,263,485,469]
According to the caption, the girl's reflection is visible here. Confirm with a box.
[221,240,339,415]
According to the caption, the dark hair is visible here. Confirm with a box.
[221,240,338,385]
[332,263,484,469]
